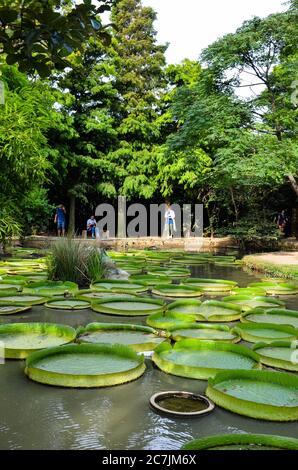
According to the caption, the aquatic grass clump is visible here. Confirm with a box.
[47,239,104,288]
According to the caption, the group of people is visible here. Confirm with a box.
[54,202,176,238]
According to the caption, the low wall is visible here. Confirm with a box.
[23,236,238,252]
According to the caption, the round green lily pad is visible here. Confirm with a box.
[0,305,31,315]
[91,280,148,293]
[91,297,165,316]
[77,323,167,352]
[152,284,203,298]
[0,322,76,359]
[147,312,196,330]
[0,294,48,305]
[76,290,137,301]
[0,284,20,295]
[185,278,237,293]
[253,341,298,372]
[242,308,298,328]
[206,369,298,421]
[233,323,298,344]
[248,282,298,295]
[25,343,146,388]
[193,301,242,322]
[223,295,285,312]
[146,267,191,278]
[167,299,202,316]
[23,281,78,297]
[182,433,298,450]
[152,339,260,380]
[169,324,240,343]
[45,299,91,310]
[129,274,172,285]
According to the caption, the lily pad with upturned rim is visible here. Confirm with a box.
[0,305,31,315]
[181,433,298,450]
[253,341,298,372]
[90,280,148,294]
[233,323,298,344]
[91,297,165,316]
[152,284,203,298]
[169,323,241,343]
[248,282,298,295]
[206,369,298,421]
[152,339,261,380]
[222,295,285,312]
[45,299,91,310]
[76,290,137,301]
[241,308,298,329]
[25,343,146,388]
[193,300,242,322]
[0,322,76,359]
[77,323,168,352]
[146,312,196,330]
[0,294,48,306]
[167,299,202,316]
[23,281,78,297]
[185,278,237,293]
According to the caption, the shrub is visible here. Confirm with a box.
[0,212,22,253]
[47,239,104,287]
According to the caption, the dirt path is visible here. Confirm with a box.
[250,252,298,266]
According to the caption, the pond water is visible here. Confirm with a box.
[0,263,297,450]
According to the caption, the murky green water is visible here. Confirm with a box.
[0,263,297,450]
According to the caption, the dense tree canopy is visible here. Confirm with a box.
[0,0,297,241]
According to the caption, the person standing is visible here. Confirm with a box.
[54,204,66,237]
[87,215,97,239]
[164,203,176,238]
[277,210,288,236]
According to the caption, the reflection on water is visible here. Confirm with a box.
[0,264,297,450]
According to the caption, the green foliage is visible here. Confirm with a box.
[47,239,104,287]
[0,0,115,77]
[20,187,55,235]
[0,210,22,251]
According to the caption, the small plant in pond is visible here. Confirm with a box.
[47,239,104,288]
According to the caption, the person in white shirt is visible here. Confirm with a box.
[87,216,97,239]
[164,203,176,238]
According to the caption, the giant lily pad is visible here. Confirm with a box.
[0,284,20,295]
[129,274,172,286]
[0,294,48,306]
[185,278,237,293]
[182,434,298,450]
[146,267,191,279]
[233,323,298,344]
[248,282,298,295]
[77,323,167,352]
[253,341,298,372]
[223,295,285,312]
[45,299,91,310]
[152,339,260,380]
[146,312,196,330]
[242,308,298,329]
[0,305,31,315]
[76,290,137,301]
[193,301,242,322]
[25,343,146,388]
[90,280,148,294]
[152,284,203,298]
[0,322,76,359]
[206,369,298,421]
[169,324,240,343]
[167,299,202,316]
[91,297,165,316]
[23,281,78,297]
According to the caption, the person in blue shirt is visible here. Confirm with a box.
[54,204,66,237]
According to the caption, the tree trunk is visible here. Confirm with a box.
[288,174,298,197]
[68,194,76,237]
[230,187,239,223]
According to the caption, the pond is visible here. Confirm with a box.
[0,262,297,450]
